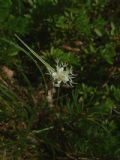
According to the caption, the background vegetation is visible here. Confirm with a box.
[0,0,120,159]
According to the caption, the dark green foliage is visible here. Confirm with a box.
[0,0,120,159]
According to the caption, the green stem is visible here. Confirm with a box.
[15,34,55,73]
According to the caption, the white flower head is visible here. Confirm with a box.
[48,60,76,87]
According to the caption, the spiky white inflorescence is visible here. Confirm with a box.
[48,60,76,87]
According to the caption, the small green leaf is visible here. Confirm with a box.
[94,28,102,37]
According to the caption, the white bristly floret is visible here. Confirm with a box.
[48,60,76,87]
